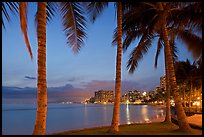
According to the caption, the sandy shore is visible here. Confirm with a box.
[187,114,202,127]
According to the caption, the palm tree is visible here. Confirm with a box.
[175,59,202,108]
[116,2,201,131]
[86,2,123,132]
[3,2,87,135]
[112,3,177,123]
[32,2,47,134]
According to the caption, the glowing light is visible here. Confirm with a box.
[143,92,146,96]
[126,100,129,104]
[144,118,151,123]
[170,100,175,106]
[193,101,200,106]
[126,104,130,124]
[145,118,149,121]
[159,101,163,104]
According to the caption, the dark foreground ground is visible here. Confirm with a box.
[51,122,202,135]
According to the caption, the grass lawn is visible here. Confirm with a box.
[51,122,202,135]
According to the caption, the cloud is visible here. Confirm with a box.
[2,84,91,103]
[67,77,84,82]
[2,77,159,104]
[25,76,36,80]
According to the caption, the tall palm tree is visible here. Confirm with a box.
[86,2,123,132]
[32,2,47,134]
[112,3,178,123]
[3,2,87,135]
[175,59,202,107]
[116,2,201,131]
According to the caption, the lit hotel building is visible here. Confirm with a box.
[160,75,166,91]
[121,90,144,103]
[94,90,114,103]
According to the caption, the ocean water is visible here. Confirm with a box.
[2,103,165,135]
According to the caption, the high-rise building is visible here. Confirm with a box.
[127,90,143,102]
[160,75,166,91]
[94,90,114,103]
[121,94,128,102]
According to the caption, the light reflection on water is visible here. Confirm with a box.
[2,103,165,135]
[141,105,150,123]
[126,104,131,124]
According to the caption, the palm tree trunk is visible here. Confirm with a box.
[163,24,191,131]
[189,78,192,108]
[164,43,171,123]
[183,85,186,107]
[158,2,191,132]
[108,2,122,133]
[33,2,47,135]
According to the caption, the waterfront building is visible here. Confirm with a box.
[128,90,143,102]
[121,90,146,103]
[94,90,114,103]
[160,75,166,91]
[155,86,161,93]
[121,93,128,103]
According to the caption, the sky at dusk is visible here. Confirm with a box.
[2,2,194,103]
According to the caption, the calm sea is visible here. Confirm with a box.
[2,103,166,135]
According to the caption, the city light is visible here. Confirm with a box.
[158,101,163,104]
[126,100,129,105]
[142,92,146,96]
[193,101,200,106]
[170,100,175,106]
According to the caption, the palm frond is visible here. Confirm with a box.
[113,25,148,53]
[122,30,138,52]
[127,33,154,74]
[112,27,118,46]
[154,37,164,68]
[143,2,157,9]
[46,2,58,23]
[169,28,178,62]
[170,41,178,63]
[122,27,146,52]
[2,2,18,29]
[121,3,159,52]
[34,2,58,30]
[19,2,33,59]
[60,2,87,53]
[177,29,202,59]
[113,6,144,48]
[6,2,19,14]
[169,2,202,32]
[86,2,108,23]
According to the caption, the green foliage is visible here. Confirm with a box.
[175,59,202,91]
[113,2,202,73]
